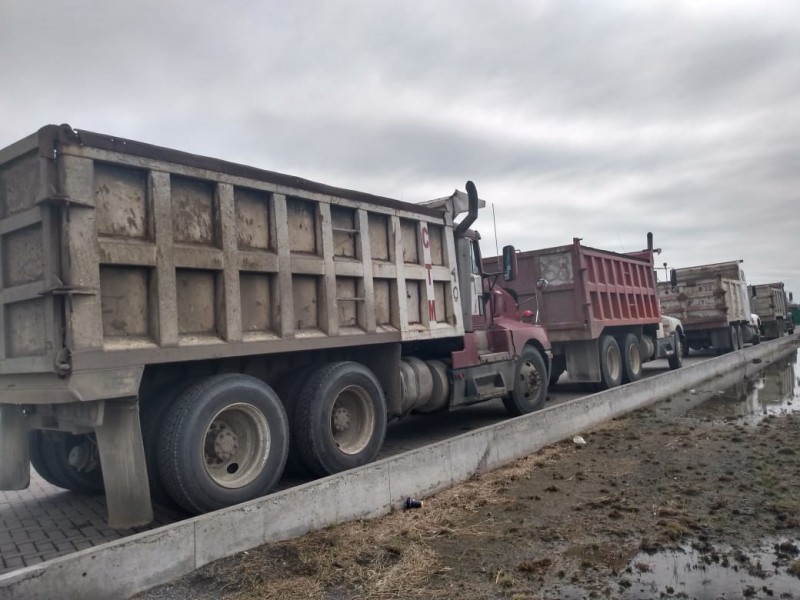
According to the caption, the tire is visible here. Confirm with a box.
[157,374,289,514]
[140,382,192,508]
[729,325,739,353]
[503,346,548,416]
[598,335,623,390]
[294,362,387,477]
[274,367,317,476]
[549,355,566,387]
[29,431,104,494]
[620,334,643,383]
[668,332,683,370]
[29,431,63,489]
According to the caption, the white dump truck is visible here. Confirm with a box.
[659,261,757,354]
[749,282,792,339]
[0,125,551,527]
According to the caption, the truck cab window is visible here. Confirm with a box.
[470,241,482,275]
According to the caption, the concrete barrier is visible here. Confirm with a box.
[1,335,797,600]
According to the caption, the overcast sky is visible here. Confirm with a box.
[2,0,798,300]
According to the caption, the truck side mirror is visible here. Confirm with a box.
[669,268,677,289]
[502,245,517,282]
[790,292,794,302]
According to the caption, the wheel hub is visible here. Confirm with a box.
[519,361,541,396]
[333,407,351,432]
[206,422,239,463]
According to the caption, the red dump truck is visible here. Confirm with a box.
[485,235,684,390]
[0,125,551,527]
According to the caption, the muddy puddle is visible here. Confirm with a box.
[616,349,800,599]
[654,350,800,425]
[620,539,800,599]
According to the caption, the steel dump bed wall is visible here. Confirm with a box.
[749,283,787,322]
[0,125,463,398]
[658,261,749,330]
[498,239,660,342]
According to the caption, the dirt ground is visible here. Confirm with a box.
[139,358,800,600]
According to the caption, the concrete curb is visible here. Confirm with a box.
[1,336,797,600]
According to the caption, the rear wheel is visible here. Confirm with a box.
[157,374,289,514]
[274,366,317,476]
[668,332,683,370]
[29,431,104,495]
[620,334,643,383]
[729,325,740,352]
[503,346,548,416]
[549,355,566,387]
[598,335,622,390]
[294,362,387,477]
[140,382,192,508]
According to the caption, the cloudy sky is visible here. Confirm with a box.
[2,0,798,299]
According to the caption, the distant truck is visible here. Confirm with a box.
[659,260,757,354]
[0,124,552,527]
[748,282,790,340]
[486,235,684,390]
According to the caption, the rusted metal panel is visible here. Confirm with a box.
[0,126,464,397]
[491,238,660,342]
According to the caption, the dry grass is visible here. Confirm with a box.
[197,443,574,599]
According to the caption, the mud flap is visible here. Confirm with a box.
[95,399,153,528]
[0,404,30,490]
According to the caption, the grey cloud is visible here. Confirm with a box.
[1,0,798,295]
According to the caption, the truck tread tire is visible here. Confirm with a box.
[668,332,683,370]
[503,346,548,416]
[598,335,623,390]
[293,362,387,478]
[621,334,643,383]
[549,355,566,387]
[29,431,65,489]
[729,325,739,353]
[140,382,193,509]
[274,367,317,477]
[157,374,289,514]
[29,431,104,495]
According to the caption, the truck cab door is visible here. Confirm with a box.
[470,240,487,328]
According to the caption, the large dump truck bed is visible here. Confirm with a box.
[496,238,661,342]
[749,283,788,322]
[658,261,750,331]
[0,125,464,404]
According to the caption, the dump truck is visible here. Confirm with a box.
[749,282,789,340]
[485,235,684,390]
[658,260,757,353]
[0,124,552,527]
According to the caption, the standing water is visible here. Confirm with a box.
[623,348,800,599]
